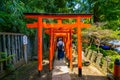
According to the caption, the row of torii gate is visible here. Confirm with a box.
[24,13,92,77]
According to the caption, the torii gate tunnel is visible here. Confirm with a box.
[24,13,92,77]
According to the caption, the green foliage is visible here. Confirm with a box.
[0,52,7,59]
[88,44,98,51]
[0,52,15,71]
[0,0,27,33]
[109,55,120,71]
[100,49,118,57]
[0,52,7,62]
[110,55,120,62]
[62,19,76,24]
[77,0,120,30]
[93,0,120,30]
[109,62,114,71]
[99,48,107,57]
[92,0,120,22]
[6,63,15,71]
[0,0,74,36]
[102,20,120,30]
[0,0,120,33]
[89,45,119,57]
[0,52,15,62]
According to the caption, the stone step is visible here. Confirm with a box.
[52,59,71,80]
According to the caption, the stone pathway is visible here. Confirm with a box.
[69,64,107,80]
[52,50,107,80]
[52,59,107,80]
[52,59,71,80]
[82,65,106,80]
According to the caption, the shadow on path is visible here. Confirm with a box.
[1,60,52,80]
[70,73,108,80]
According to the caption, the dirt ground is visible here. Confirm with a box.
[1,60,52,80]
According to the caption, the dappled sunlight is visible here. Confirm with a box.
[52,59,71,80]
[52,59,69,76]
[70,66,107,80]
[53,65,69,75]
[41,74,47,78]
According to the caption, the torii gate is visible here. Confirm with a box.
[44,29,74,70]
[24,13,92,76]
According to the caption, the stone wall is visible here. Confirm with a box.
[84,48,111,75]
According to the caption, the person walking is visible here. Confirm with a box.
[57,38,64,60]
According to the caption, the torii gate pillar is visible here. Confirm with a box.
[38,17,43,73]
[77,17,82,76]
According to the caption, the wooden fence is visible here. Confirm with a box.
[0,32,29,76]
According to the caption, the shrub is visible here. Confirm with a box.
[88,44,98,51]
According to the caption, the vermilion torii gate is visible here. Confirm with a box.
[24,13,92,76]
[44,29,74,70]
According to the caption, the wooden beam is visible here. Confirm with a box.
[42,23,77,28]
[26,22,38,28]
[24,13,92,19]
[81,22,91,28]
[44,29,76,34]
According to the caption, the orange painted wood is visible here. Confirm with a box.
[69,29,73,70]
[81,23,91,28]
[42,22,77,28]
[44,29,76,34]
[52,36,55,59]
[27,22,90,29]
[49,29,54,70]
[58,19,62,25]
[54,33,67,37]
[65,37,68,58]
[24,13,92,19]
[54,37,57,51]
[77,17,82,69]
[26,22,38,28]
[37,17,43,71]
[67,33,70,60]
